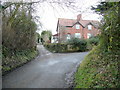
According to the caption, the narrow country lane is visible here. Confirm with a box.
[3,45,88,88]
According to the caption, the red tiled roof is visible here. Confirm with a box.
[58,16,99,28]
[58,18,76,26]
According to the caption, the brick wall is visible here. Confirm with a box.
[58,24,99,42]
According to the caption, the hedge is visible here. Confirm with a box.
[44,42,87,53]
[44,43,68,53]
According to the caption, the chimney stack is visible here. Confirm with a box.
[77,14,82,22]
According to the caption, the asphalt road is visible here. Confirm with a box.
[2,45,88,88]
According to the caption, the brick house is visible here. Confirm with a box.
[55,14,100,43]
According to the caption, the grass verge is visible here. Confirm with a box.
[74,45,119,88]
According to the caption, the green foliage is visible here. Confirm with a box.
[36,32,41,39]
[2,3,38,74]
[2,46,38,75]
[74,2,120,88]
[44,39,87,53]
[88,36,99,45]
[2,10,37,50]
[100,5,119,52]
[41,30,52,43]
[91,2,117,15]
[44,38,87,53]
[67,38,87,52]
[44,43,68,53]
[92,2,120,52]
[75,46,119,88]
[87,36,99,50]
[36,32,41,43]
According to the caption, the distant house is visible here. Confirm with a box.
[55,14,100,43]
[51,33,59,43]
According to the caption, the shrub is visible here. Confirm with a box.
[87,36,99,50]
[88,36,99,45]
[67,38,87,52]
[44,38,87,53]
[2,46,38,75]
[44,43,68,53]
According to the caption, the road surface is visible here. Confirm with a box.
[3,45,88,88]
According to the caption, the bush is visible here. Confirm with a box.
[44,43,68,53]
[88,36,99,45]
[67,38,87,52]
[44,38,87,53]
[2,9,37,51]
[2,46,38,75]
[87,36,99,50]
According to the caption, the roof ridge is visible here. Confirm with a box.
[58,18,98,22]
[81,19,99,22]
[58,18,76,20]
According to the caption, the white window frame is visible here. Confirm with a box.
[76,24,80,29]
[87,33,92,39]
[67,34,71,40]
[88,25,92,30]
[75,33,81,38]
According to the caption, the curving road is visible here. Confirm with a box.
[3,45,88,88]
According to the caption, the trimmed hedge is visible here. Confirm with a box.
[44,37,100,53]
[44,40,87,53]
[44,43,68,53]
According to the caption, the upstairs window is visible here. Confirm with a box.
[75,33,81,38]
[88,25,92,30]
[76,24,80,29]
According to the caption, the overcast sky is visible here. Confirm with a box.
[34,0,102,35]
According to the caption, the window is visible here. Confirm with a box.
[87,33,92,39]
[67,34,71,40]
[76,24,80,29]
[88,25,92,30]
[75,33,81,38]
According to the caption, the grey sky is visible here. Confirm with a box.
[2,0,102,34]
[35,0,102,35]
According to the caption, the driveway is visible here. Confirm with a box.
[2,45,88,88]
